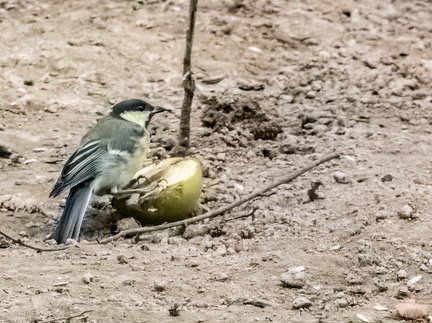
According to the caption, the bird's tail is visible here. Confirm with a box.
[52,182,92,244]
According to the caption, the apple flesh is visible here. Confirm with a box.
[112,158,203,225]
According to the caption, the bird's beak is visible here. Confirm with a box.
[153,106,171,114]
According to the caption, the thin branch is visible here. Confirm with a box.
[100,151,341,244]
[35,310,93,323]
[225,206,258,222]
[0,230,69,253]
[174,0,198,156]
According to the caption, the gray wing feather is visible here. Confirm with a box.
[50,140,107,197]
[50,115,145,197]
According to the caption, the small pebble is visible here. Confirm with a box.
[280,267,306,288]
[334,171,351,184]
[116,217,141,232]
[306,90,317,99]
[309,124,327,136]
[214,245,227,257]
[363,57,379,69]
[375,211,388,221]
[152,280,166,292]
[279,136,299,154]
[215,272,229,282]
[117,255,128,264]
[372,304,389,311]
[280,94,294,104]
[311,81,322,91]
[82,273,94,284]
[292,296,312,309]
[395,287,409,299]
[398,205,414,219]
[52,281,69,287]
[140,244,150,251]
[216,153,226,161]
[335,298,349,308]
[407,275,422,286]
[45,106,58,114]
[419,263,430,272]
[23,159,37,164]
[381,174,393,182]
[33,147,48,152]
[396,269,408,281]
[356,314,371,323]
[246,150,256,159]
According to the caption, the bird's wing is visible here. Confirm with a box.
[82,116,145,154]
[50,139,107,197]
[50,117,146,198]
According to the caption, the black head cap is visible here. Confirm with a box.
[111,99,155,116]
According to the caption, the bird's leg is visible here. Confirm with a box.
[111,181,160,198]
[123,174,149,190]
[136,180,168,201]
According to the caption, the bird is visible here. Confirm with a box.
[49,99,168,244]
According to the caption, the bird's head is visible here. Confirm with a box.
[111,99,169,127]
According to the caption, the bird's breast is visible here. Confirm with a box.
[93,132,150,195]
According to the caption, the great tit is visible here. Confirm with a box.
[50,99,167,244]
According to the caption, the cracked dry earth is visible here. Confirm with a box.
[1,0,432,322]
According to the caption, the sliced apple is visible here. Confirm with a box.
[112,158,203,225]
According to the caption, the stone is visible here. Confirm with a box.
[152,280,166,292]
[310,124,327,136]
[279,136,299,154]
[395,302,430,320]
[82,273,94,284]
[334,171,351,184]
[396,269,408,281]
[116,217,141,232]
[117,255,128,264]
[280,267,306,288]
[311,81,322,91]
[398,205,414,219]
[45,106,58,114]
[306,90,317,99]
[292,296,312,309]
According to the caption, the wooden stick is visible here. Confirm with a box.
[35,310,93,323]
[0,230,69,253]
[175,0,199,156]
[99,151,341,244]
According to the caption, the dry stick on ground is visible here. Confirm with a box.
[35,310,93,323]
[174,0,198,157]
[0,230,69,253]
[100,151,341,244]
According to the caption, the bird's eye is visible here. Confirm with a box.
[137,106,145,111]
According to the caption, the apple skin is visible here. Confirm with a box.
[113,158,203,225]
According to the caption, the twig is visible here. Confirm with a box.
[0,230,69,253]
[100,151,341,244]
[174,0,199,156]
[35,310,93,323]
[225,206,258,222]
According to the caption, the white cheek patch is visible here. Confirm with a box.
[120,111,149,127]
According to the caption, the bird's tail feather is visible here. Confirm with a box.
[52,182,92,244]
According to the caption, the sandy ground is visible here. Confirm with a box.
[1,0,432,322]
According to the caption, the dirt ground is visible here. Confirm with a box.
[1,0,432,322]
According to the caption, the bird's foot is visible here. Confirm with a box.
[112,181,160,199]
